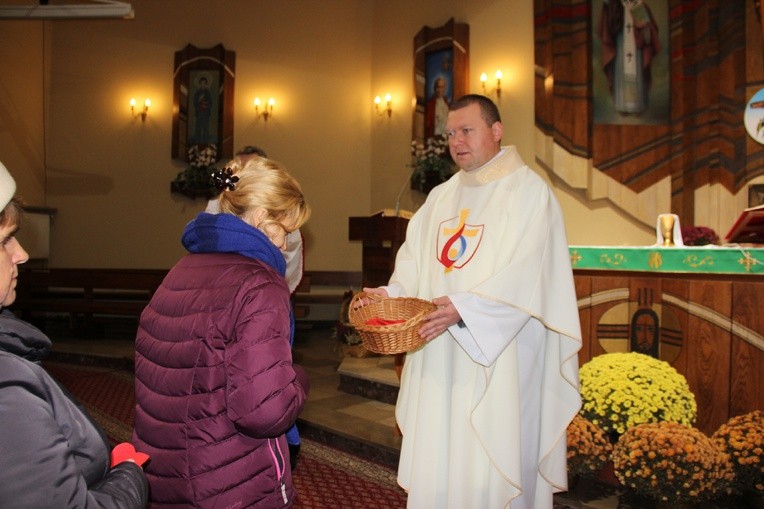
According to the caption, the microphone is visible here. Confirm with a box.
[394,165,417,217]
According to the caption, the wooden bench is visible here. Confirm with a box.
[11,267,362,329]
[11,268,168,332]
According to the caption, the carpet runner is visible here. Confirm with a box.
[44,362,408,509]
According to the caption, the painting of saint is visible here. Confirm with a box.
[424,48,453,138]
[189,71,219,145]
[593,0,669,125]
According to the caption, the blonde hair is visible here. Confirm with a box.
[218,157,310,231]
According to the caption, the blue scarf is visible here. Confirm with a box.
[182,212,286,276]
[182,213,301,447]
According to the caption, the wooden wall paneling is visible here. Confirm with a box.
[729,281,764,418]
[574,275,592,365]
[592,124,673,192]
[685,279,732,435]
[587,274,631,362]
[550,0,590,156]
[660,277,690,375]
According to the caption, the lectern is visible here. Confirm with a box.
[348,213,409,288]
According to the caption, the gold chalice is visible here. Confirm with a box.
[660,214,675,246]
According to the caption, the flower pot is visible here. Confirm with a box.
[744,490,764,509]
[566,474,579,492]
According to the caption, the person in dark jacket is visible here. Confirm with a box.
[132,156,311,508]
[0,161,149,508]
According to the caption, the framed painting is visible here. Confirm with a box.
[171,43,235,162]
[412,18,469,143]
[591,0,669,126]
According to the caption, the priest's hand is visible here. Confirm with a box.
[353,287,389,309]
[419,296,462,341]
[362,287,388,297]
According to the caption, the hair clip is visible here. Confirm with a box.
[210,165,239,191]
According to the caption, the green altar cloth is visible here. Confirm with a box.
[568,246,764,275]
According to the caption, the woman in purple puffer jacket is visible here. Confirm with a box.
[132,156,311,508]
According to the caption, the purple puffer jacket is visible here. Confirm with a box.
[132,252,306,508]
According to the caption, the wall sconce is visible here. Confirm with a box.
[374,93,392,117]
[480,69,503,100]
[254,97,274,121]
[130,97,150,122]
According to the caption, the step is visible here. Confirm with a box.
[336,353,400,404]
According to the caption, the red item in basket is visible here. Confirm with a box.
[365,317,406,326]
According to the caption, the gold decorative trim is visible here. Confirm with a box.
[648,251,663,269]
[682,255,714,269]
[599,253,627,267]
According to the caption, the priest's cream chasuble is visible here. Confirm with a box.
[387,147,581,508]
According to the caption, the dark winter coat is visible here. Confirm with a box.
[0,311,148,508]
[132,213,308,508]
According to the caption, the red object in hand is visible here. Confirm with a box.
[365,317,406,326]
[111,442,150,467]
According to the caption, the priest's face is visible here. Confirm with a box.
[446,103,503,172]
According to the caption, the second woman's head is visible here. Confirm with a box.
[217,157,310,250]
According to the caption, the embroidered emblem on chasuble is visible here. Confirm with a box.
[436,208,484,272]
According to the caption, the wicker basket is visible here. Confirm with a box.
[348,292,436,355]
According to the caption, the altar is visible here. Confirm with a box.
[569,245,763,435]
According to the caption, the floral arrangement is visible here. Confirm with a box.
[566,414,613,477]
[712,410,764,495]
[410,136,456,193]
[171,144,220,197]
[681,226,720,246]
[613,421,733,503]
[579,352,697,436]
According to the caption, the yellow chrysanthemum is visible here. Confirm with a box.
[579,352,697,436]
